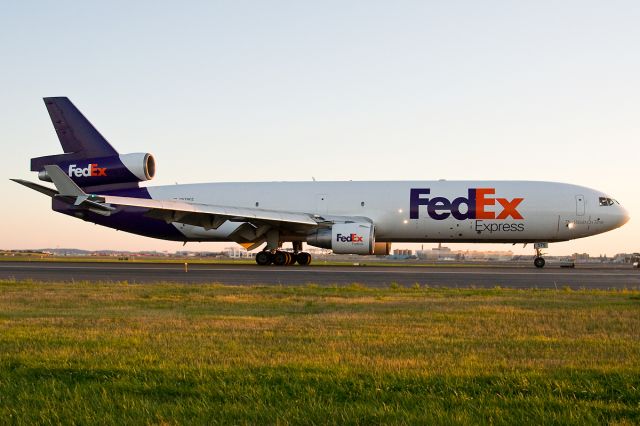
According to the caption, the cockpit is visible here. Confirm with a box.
[599,197,618,206]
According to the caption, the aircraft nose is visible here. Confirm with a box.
[621,206,630,225]
[616,204,630,228]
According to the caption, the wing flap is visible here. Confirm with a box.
[144,209,228,230]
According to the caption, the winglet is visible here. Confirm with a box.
[44,165,86,197]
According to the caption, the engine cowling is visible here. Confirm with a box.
[38,152,155,187]
[307,222,375,255]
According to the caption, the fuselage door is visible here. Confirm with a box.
[576,195,585,216]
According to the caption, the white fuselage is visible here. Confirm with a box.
[146,180,629,243]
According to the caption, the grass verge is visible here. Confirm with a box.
[0,280,638,424]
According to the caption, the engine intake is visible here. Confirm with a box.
[307,222,375,255]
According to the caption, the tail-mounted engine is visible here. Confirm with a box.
[35,153,155,187]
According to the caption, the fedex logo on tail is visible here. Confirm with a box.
[410,188,524,221]
[68,163,107,178]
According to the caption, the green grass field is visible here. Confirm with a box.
[0,281,638,425]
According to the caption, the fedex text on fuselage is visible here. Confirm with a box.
[410,188,524,221]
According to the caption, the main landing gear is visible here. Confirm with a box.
[255,241,311,266]
[255,250,312,266]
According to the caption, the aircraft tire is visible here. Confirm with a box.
[296,252,312,266]
[285,252,296,265]
[534,257,545,268]
[256,251,273,266]
[273,251,289,266]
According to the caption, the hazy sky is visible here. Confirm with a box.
[1,1,638,256]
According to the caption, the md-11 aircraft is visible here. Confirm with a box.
[13,98,630,267]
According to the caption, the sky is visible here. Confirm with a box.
[1,1,638,256]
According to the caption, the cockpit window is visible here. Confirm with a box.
[599,197,615,206]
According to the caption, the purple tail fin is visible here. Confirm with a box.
[31,97,118,171]
[30,97,155,191]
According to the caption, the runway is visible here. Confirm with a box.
[0,261,638,289]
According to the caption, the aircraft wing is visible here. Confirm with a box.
[101,194,320,229]
[100,194,322,248]
[14,165,331,248]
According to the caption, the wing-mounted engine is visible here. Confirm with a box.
[34,152,156,187]
[306,222,376,255]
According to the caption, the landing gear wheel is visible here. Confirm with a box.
[255,251,273,266]
[533,244,548,269]
[273,251,289,266]
[285,252,296,265]
[296,252,312,266]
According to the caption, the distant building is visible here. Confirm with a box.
[416,243,452,260]
[613,253,639,264]
[416,244,513,261]
[223,247,254,258]
[572,253,590,262]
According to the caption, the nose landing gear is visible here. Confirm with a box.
[533,242,548,268]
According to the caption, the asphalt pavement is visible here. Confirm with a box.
[0,261,638,289]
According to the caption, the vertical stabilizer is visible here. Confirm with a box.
[31,97,118,171]
[30,97,154,191]
[44,97,117,156]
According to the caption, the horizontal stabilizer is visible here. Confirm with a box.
[11,176,115,215]
[10,179,58,197]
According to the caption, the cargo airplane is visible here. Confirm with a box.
[12,98,630,267]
